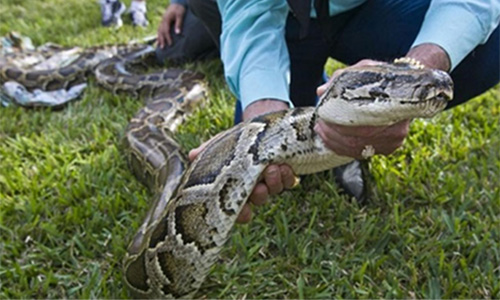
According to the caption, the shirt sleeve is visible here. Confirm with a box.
[412,0,500,71]
[170,0,187,6]
[217,0,292,110]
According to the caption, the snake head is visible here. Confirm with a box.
[317,60,453,126]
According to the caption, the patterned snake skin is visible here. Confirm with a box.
[118,58,453,298]
[0,47,453,298]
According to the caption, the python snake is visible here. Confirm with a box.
[0,45,453,298]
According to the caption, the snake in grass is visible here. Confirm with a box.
[0,45,453,298]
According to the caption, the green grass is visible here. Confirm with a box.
[1,1,499,298]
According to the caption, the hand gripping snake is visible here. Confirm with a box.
[0,46,453,298]
[119,57,453,297]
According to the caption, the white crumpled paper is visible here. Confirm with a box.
[1,81,87,108]
[1,32,87,108]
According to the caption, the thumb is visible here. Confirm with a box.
[316,67,347,97]
[316,81,329,97]
[317,59,384,97]
[188,139,210,161]
[157,32,164,49]
[317,74,336,97]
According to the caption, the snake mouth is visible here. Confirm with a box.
[401,89,453,105]
[431,90,453,103]
[347,90,451,106]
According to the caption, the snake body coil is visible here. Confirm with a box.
[120,58,453,298]
[0,46,453,298]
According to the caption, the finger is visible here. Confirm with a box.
[157,30,165,49]
[279,165,296,189]
[316,82,329,97]
[263,165,284,196]
[368,120,410,155]
[188,130,231,161]
[363,119,409,142]
[316,120,390,158]
[236,203,252,224]
[354,59,384,68]
[165,26,172,46]
[317,66,351,96]
[314,120,362,157]
[161,16,173,46]
[317,60,383,97]
[248,183,269,206]
[157,35,163,49]
[188,140,211,161]
[174,14,183,34]
[383,119,411,138]
[327,122,387,138]
[365,141,398,156]
[324,121,409,158]
[316,75,335,97]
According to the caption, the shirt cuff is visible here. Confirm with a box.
[239,69,292,110]
[411,4,486,71]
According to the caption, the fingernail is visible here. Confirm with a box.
[175,28,180,34]
[266,167,277,177]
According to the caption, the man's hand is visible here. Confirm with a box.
[188,99,296,224]
[406,43,451,72]
[314,120,410,159]
[241,100,295,223]
[157,3,186,48]
[314,44,451,158]
[315,59,410,159]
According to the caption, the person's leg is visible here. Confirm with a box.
[327,0,499,108]
[187,0,221,48]
[155,7,219,65]
[446,26,499,108]
[129,0,148,27]
[285,15,329,107]
[189,0,246,122]
[100,0,126,27]
[328,0,431,65]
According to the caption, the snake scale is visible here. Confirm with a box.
[0,44,453,298]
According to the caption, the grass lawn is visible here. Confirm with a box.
[0,0,499,298]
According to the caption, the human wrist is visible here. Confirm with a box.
[406,43,451,72]
[242,99,290,121]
